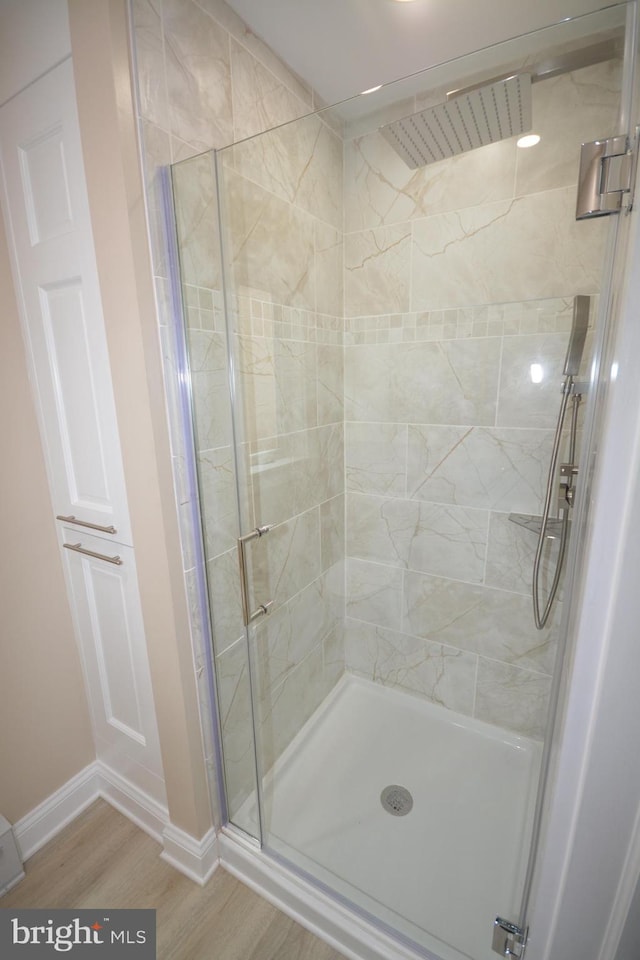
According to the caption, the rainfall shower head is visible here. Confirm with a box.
[380,73,532,168]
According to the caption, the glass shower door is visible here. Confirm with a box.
[172,4,632,958]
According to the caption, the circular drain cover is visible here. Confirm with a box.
[380,785,413,817]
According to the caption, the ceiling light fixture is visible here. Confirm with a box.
[517,133,541,148]
[361,85,382,95]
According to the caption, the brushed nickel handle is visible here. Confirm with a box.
[57,514,117,535]
[63,542,123,565]
[237,525,273,627]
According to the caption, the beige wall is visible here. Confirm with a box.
[0,0,70,105]
[0,201,95,824]
[67,0,212,840]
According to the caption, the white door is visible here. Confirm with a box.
[0,58,131,542]
[0,58,166,805]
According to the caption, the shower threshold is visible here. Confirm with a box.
[234,674,542,960]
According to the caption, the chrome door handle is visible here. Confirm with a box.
[237,525,273,626]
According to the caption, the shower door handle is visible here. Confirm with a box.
[237,525,273,626]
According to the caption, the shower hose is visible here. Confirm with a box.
[533,377,582,630]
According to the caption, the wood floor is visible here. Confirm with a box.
[1,800,346,960]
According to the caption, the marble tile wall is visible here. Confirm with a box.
[132,0,622,818]
[342,59,621,739]
[130,0,341,825]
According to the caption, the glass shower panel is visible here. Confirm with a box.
[173,3,629,957]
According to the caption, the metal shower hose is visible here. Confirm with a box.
[533,378,582,630]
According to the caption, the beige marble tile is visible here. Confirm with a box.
[254,569,342,733]
[207,548,244,656]
[406,425,553,513]
[347,492,488,582]
[315,221,343,317]
[189,330,233,450]
[198,445,239,559]
[403,572,558,674]
[223,169,316,310]
[132,0,169,129]
[411,187,608,311]
[344,619,476,714]
[250,434,296,528]
[498,332,573,429]
[346,422,407,496]
[344,129,516,231]
[294,424,344,514]
[163,0,233,152]
[253,507,322,611]
[346,558,403,631]
[323,623,345,690]
[172,152,220,289]
[344,224,411,317]
[344,339,501,426]
[236,334,277,442]
[254,601,293,694]
[516,59,622,197]
[258,644,326,771]
[230,37,310,143]
[317,343,344,426]
[226,113,343,231]
[320,495,345,572]
[475,658,552,739]
[274,339,319,435]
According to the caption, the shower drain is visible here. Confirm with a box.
[380,785,413,817]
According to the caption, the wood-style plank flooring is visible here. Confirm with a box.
[1,800,347,960]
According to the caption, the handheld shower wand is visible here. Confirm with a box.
[532,296,589,629]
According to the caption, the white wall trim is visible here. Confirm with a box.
[12,763,220,888]
[13,762,100,861]
[96,762,168,844]
[160,823,219,886]
[218,827,436,960]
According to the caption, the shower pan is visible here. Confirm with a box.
[169,4,636,959]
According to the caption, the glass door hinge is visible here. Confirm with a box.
[492,917,528,958]
[576,131,638,219]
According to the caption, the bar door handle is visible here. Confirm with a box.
[57,514,117,535]
[237,525,273,626]
[63,542,123,565]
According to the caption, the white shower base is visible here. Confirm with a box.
[237,673,542,960]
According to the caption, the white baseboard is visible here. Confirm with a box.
[12,761,218,889]
[13,763,100,861]
[160,823,219,885]
[218,827,430,960]
[95,762,168,843]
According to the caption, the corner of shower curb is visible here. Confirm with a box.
[218,827,440,960]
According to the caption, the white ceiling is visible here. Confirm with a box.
[224,0,620,105]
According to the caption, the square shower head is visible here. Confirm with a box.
[380,73,532,168]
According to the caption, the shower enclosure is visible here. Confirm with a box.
[170,5,634,958]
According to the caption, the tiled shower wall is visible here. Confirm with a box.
[342,60,620,738]
[130,0,338,820]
